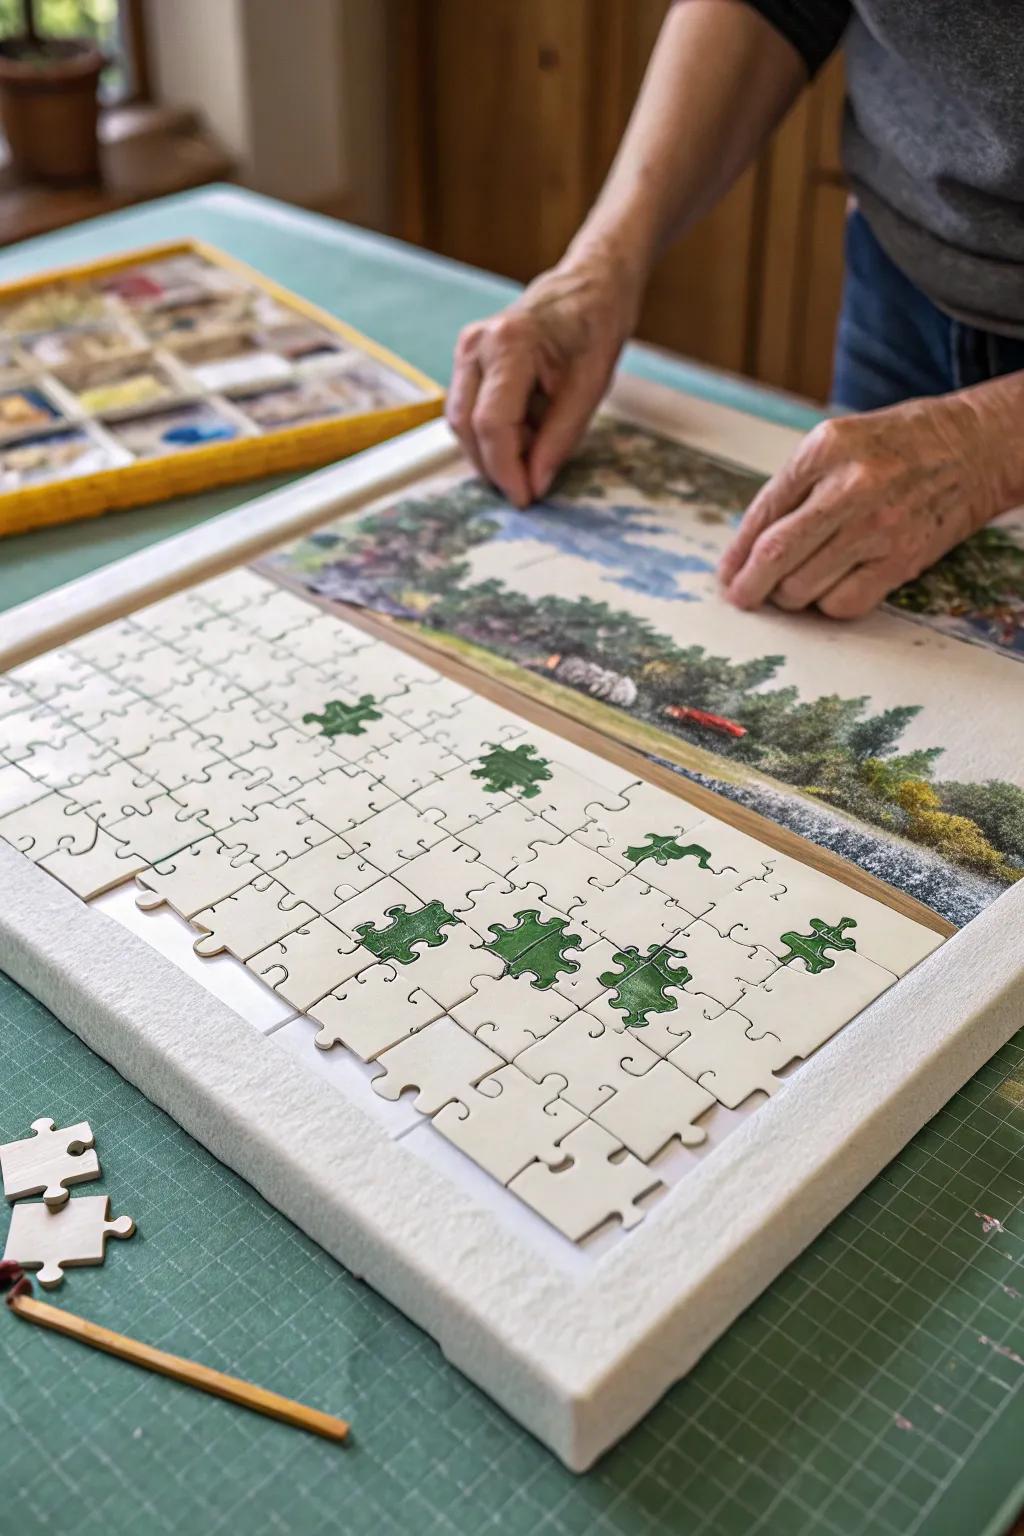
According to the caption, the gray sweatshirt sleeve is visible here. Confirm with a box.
[738,0,851,75]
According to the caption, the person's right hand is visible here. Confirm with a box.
[447,248,642,507]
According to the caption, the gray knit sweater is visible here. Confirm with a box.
[745,1,1024,336]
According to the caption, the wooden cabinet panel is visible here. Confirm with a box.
[394,2,847,397]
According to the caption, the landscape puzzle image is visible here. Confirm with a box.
[264,419,1024,927]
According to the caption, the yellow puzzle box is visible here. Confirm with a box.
[0,240,443,538]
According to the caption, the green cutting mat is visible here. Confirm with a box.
[1,190,1022,1536]
[3,977,1021,1536]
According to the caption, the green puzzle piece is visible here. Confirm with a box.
[355,900,459,965]
[624,834,712,870]
[778,916,858,975]
[302,694,382,738]
[471,742,552,799]
[599,943,693,1029]
[482,909,582,989]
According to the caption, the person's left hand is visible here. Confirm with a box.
[717,394,998,618]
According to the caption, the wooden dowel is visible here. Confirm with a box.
[8,1292,349,1445]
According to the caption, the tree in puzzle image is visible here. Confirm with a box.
[624,834,712,870]
[354,900,459,963]
[482,909,582,988]
[777,917,857,975]
[302,694,382,738]
[599,944,692,1029]
[471,742,552,799]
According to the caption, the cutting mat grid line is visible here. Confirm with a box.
[1,967,1020,1536]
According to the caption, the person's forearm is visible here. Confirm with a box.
[959,371,1024,524]
[565,0,807,285]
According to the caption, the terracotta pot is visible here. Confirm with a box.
[0,36,105,186]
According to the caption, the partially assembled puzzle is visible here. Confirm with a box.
[0,569,944,1244]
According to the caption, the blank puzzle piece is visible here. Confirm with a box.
[3,1194,135,1289]
[192,875,317,961]
[135,835,259,918]
[592,1062,715,1161]
[249,915,369,1011]
[371,1016,503,1114]
[310,964,444,1060]
[667,1009,787,1108]
[517,1010,660,1114]
[1,1117,100,1207]
[451,972,574,1060]
[508,1121,662,1241]
[433,1065,584,1184]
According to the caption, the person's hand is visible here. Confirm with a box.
[447,245,643,507]
[717,394,1000,618]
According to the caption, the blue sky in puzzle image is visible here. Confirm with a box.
[483,498,717,602]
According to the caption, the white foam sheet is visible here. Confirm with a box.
[2,841,1021,1470]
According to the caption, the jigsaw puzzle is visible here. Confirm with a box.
[0,569,947,1243]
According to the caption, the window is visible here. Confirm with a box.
[0,0,148,103]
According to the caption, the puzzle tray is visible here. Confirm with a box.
[1,378,1021,1470]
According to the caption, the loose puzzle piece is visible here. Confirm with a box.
[1,1117,100,1207]
[371,1016,503,1114]
[450,972,575,1060]
[591,1061,716,1161]
[310,964,444,1059]
[508,1120,663,1241]
[3,1194,135,1289]
[192,875,317,961]
[433,1064,585,1184]
[517,1010,660,1114]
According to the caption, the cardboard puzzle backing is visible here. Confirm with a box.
[0,570,944,1243]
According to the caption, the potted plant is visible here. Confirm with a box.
[0,0,105,185]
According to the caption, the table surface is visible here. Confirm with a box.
[1,186,1021,1536]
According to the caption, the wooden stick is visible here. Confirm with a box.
[8,1291,349,1444]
